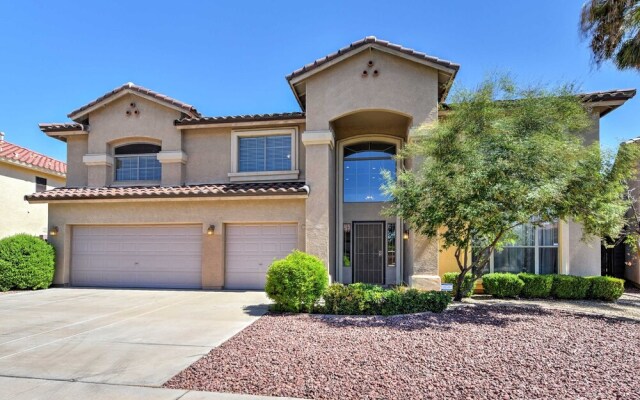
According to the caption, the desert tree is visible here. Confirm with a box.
[580,0,640,70]
[384,76,639,301]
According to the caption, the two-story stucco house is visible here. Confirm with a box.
[27,37,635,290]
[1,132,66,238]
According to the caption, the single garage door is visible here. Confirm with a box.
[225,224,298,290]
[71,225,202,288]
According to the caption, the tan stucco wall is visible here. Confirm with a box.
[0,163,65,238]
[183,123,306,184]
[84,94,183,187]
[304,49,439,131]
[66,135,88,187]
[87,94,183,154]
[47,198,306,289]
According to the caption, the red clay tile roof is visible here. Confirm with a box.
[25,182,308,202]
[441,89,636,116]
[176,112,305,126]
[38,123,87,133]
[286,36,460,81]
[0,139,66,176]
[579,88,636,102]
[67,82,201,120]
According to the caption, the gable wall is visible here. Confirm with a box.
[304,49,439,131]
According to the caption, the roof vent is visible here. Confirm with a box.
[0,132,4,142]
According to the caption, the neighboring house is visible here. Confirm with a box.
[0,132,66,238]
[27,37,635,290]
[620,137,640,287]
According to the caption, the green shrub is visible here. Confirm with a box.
[482,273,524,298]
[442,272,474,298]
[587,276,625,301]
[0,260,13,292]
[0,234,55,291]
[264,250,328,312]
[518,273,554,298]
[551,275,591,300]
[321,283,451,315]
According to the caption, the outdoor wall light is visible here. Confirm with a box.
[49,226,59,236]
[207,225,215,235]
[403,230,409,240]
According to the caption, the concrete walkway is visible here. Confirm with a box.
[0,288,296,399]
[0,376,301,399]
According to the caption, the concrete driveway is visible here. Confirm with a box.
[0,288,274,399]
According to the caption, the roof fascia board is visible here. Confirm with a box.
[288,43,457,86]
[175,118,306,130]
[69,89,196,121]
[0,157,66,178]
[25,193,308,204]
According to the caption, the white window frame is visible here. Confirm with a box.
[112,142,162,186]
[229,127,299,182]
[487,222,559,274]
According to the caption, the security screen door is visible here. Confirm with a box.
[352,222,385,285]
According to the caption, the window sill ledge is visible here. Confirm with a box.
[111,181,161,187]
[228,170,300,182]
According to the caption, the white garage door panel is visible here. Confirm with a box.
[72,225,202,289]
[225,224,298,290]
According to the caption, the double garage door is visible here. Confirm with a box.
[71,224,297,290]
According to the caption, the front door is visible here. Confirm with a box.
[352,221,385,285]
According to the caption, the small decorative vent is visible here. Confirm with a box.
[125,102,140,117]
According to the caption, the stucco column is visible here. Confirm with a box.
[83,154,113,187]
[302,130,335,278]
[406,127,441,290]
[157,150,187,186]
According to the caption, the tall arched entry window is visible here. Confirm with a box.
[339,139,400,286]
[343,142,396,203]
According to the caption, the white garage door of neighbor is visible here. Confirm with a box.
[225,224,298,290]
[71,225,202,289]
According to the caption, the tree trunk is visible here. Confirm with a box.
[453,270,467,302]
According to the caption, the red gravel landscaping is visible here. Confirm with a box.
[165,305,640,400]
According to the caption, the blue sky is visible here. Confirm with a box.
[0,0,638,162]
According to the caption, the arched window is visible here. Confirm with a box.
[343,142,396,202]
[114,143,161,182]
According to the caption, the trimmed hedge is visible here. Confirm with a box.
[587,276,625,301]
[0,234,55,291]
[551,275,591,300]
[265,250,328,312]
[480,272,625,302]
[443,272,474,298]
[518,273,554,298]
[482,273,524,298]
[322,283,451,315]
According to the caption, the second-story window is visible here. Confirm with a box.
[114,143,161,182]
[35,176,47,192]
[238,135,292,172]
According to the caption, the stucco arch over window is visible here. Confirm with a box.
[330,109,412,142]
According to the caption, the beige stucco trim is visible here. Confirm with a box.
[157,150,188,164]
[228,170,300,182]
[302,130,335,148]
[176,119,305,130]
[229,127,299,174]
[82,153,113,167]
